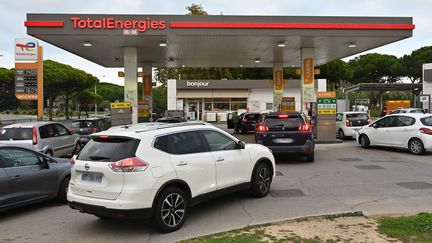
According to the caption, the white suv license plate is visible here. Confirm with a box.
[81,172,103,183]
[274,138,294,144]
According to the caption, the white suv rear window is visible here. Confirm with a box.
[77,137,140,162]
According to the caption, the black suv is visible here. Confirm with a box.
[255,112,315,162]
[235,113,261,134]
[70,118,111,144]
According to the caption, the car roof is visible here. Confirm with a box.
[341,111,368,114]
[72,117,103,121]
[387,113,431,118]
[3,121,60,128]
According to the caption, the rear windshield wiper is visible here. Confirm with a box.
[88,155,111,161]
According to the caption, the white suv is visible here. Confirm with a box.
[67,122,275,232]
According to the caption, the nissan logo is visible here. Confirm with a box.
[84,164,90,171]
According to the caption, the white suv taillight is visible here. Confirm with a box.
[108,157,148,172]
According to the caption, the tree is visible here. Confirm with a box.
[400,46,432,83]
[0,68,18,111]
[348,53,401,84]
[73,90,103,118]
[152,86,167,114]
[44,60,68,120]
[318,60,353,89]
[186,3,208,15]
[97,82,124,102]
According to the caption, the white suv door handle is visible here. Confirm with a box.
[177,161,188,166]
[216,157,224,162]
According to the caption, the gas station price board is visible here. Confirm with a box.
[317,92,337,114]
[15,68,38,100]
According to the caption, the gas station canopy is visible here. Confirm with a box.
[25,14,414,68]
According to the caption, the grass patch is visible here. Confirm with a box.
[378,212,432,243]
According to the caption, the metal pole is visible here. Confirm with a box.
[95,84,97,116]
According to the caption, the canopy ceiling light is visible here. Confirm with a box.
[253,58,261,64]
[277,42,286,47]
[83,41,92,47]
[347,42,357,48]
[159,41,169,47]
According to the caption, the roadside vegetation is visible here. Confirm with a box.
[181,212,432,243]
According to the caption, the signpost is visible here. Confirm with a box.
[419,94,431,113]
[14,38,43,121]
[317,91,337,114]
[316,91,338,142]
[110,102,132,126]
[281,97,296,112]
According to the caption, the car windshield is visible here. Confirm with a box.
[71,121,95,128]
[77,137,140,162]
[0,128,33,141]
[420,116,432,126]
[265,117,304,130]
[346,113,369,119]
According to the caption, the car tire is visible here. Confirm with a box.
[57,176,70,203]
[153,187,188,233]
[45,150,53,157]
[305,152,315,163]
[338,129,346,140]
[73,142,82,155]
[408,138,425,155]
[250,162,272,198]
[359,135,370,149]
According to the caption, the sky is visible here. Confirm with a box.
[0,0,431,85]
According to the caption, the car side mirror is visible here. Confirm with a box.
[236,141,246,149]
[41,157,50,169]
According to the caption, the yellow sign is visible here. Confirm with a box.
[303,58,314,85]
[110,102,131,109]
[281,97,296,112]
[318,109,337,115]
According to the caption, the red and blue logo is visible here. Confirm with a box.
[16,42,36,51]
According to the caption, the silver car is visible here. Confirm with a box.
[0,122,81,157]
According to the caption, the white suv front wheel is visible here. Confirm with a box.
[153,187,188,232]
[250,163,272,198]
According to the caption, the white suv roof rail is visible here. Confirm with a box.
[134,122,210,133]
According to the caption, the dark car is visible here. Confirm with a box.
[70,118,111,144]
[255,112,315,162]
[155,117,184,123]
[0,146,71,212]
[235,113,261,133]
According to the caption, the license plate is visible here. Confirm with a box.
[274,138,294,143]
[81,172,103,183]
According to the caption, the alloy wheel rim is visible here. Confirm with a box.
[411,140,421,153]
[161,193,185,227]
[258,167,271,193]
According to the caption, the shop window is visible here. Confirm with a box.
[213,103,229,110]
[204,102,212,111]
[266,103,273,110]
[232,102,247,110]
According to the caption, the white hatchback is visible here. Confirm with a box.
[357,113,432,155]
[67,122,275,232]
[336,112,370,139]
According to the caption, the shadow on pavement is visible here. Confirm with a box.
[0,201,66,222]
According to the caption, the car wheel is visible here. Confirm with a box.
[153,187,188,233]
[73,142,82,155]
[250,163,272,198]
[338,129,346,140]
[409,138,425,155]
[45,150,53,157]
[305,152,315,162]
[57,176,70,203]
[359,135,370,149]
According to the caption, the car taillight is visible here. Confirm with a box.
[242,118,248,123]
[419,127,432,135]
[109,157,148,172]
[299,124,311,131]
[256,124,269,132]
[32,126,38,145]
[70,155,76,167]
[90,127,99,133]
[278,114,289,118]
[346,119,351,127]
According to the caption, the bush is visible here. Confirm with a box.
[12,110,19,115]
[4,110,11,114]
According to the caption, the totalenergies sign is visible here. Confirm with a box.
[15,38,38,61]
[70,17,166,32]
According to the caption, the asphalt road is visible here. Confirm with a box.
[1,124,432,243]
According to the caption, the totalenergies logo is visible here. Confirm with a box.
[16,42,36,51]
[71,17,166,32]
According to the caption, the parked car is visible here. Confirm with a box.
[68,122,275,232]
[357,113,432,155]
[255,112,315,162]
[0,146,71,212]
[155,117,184,123]
[336,112,370,140]
[0,122,81,157]
[70,118,111,144]
[164,110,187,122]
[235,112,261,133]
[389,108,427,115]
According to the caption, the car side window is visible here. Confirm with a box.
[202,130,237,151]
[394,116,415,127]
[154,135,172,153]
[55,124,68,136]
[336,113,343,121]
[45,124,57,138]
[0,148,41,167]
[39,126,48,139]
[171,131,206,155]
[376,117,396,128]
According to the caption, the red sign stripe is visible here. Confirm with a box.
[25,21,64,27]
[170,22,415,30]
